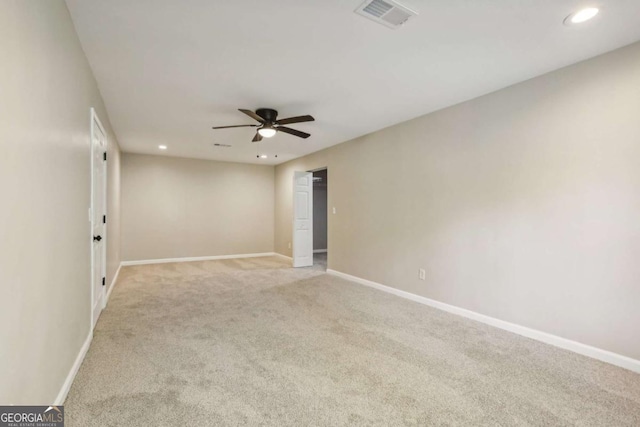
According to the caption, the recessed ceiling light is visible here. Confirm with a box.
[158,145,167,150]
[564,7,599,25]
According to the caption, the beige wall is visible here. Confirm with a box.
[0,0,121,404]
[275,42,640,360]
[121,154,274,261]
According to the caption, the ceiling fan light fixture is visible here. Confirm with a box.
[258,126,277,138]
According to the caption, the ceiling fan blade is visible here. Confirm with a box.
[275,115,315,125]
[252,132,263,142]
[239,109,265,123]
[277,126,310,139]
[211,124,258,129]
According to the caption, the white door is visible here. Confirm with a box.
[91,109,107,328]
[293,171,313,267]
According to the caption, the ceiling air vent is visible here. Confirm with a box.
[355,0,417,29]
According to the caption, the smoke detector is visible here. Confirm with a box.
[355,0,418,29]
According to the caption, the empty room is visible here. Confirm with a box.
[2,0,640,425]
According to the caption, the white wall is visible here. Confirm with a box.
[275,42,640,360]
[121,153,274,261]
[0,0,121,404]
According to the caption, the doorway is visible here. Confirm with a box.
[312,169,327,270]
[291,168,328,270]
[90,108,107,329]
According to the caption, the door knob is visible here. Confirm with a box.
[93,235,102,242]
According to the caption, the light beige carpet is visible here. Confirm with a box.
[66,256,640,426]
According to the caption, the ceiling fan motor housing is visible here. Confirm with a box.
[256,108,278,123]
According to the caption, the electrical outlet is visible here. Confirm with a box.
[288,242,291,249]
[332,207,336,214]
[418,268,426,280]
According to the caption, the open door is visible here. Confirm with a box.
[293,171,313,267]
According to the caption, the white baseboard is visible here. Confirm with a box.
[121,252,276,266]
[55,331,92,405]
[313,249,328,253]
[326,269,640,374]
[275,253,293,260]
[55,261,124,404]
[105,262,122,305]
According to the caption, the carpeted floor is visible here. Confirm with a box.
[65,256,640,426]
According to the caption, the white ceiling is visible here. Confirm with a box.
[66,0,640,165]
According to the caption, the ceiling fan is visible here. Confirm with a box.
[212,108,315,142]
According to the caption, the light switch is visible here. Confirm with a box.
[332,207,336,214]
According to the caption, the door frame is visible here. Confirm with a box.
[90,108,107,329]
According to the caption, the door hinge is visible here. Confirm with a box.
[102,277,106,287]
[103,215,106,224]
[103,152,107,161]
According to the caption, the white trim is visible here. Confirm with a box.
[105,262,122,305]
[313,249,328,253]
[55,331,92,405]
[326,269,640,373]
[275,253,293,261]
[121,252,277,266]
